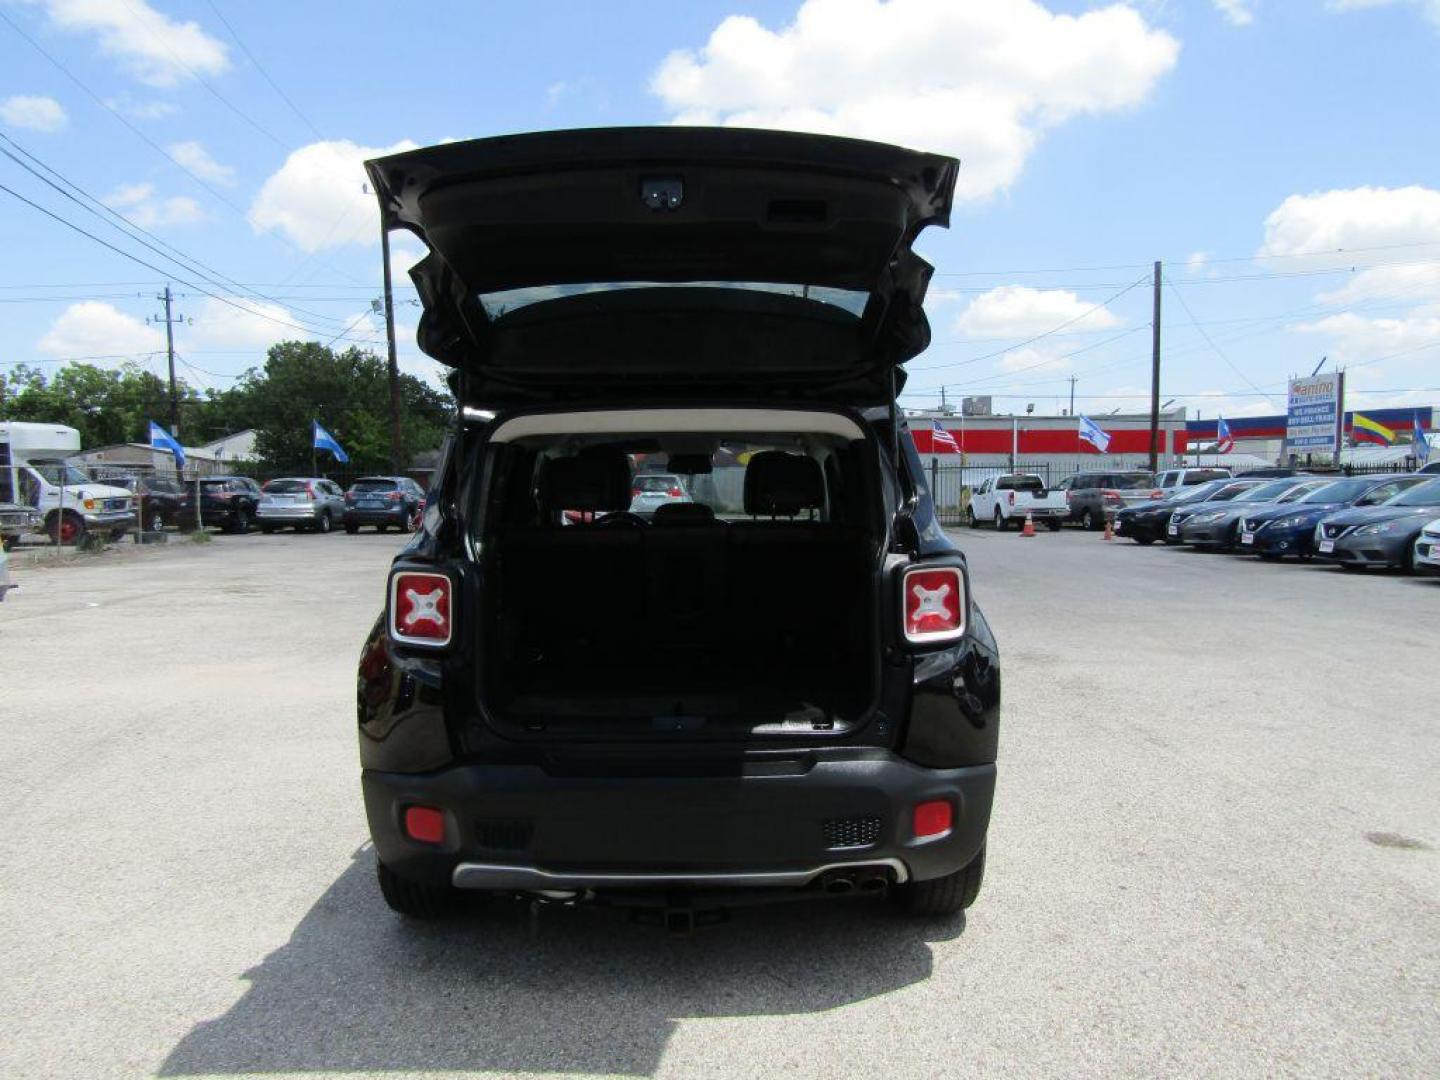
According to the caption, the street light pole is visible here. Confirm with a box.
[1148,261,1162,473]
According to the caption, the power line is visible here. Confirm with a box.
[205,0,326,142]
[0,133,354,332]
[117,0,288,149]
[1167,280,1280,407]
[0,179,383,343]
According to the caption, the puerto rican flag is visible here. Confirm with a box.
[1216,416,1235,454]
[931,420,960,454]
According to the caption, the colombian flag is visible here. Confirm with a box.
[1352,413,1398,446]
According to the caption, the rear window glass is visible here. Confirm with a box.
[352,479,398,493]
[1182,470,1229,485]
[479,281,869,319]
[634,475,681,493]
[1108,473,1155,489]
[997,476,1045,492]
[263,480,310,493]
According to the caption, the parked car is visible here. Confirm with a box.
[1174,477,1323,548]
[1056,470,1158,530]
[966,473,1066,530]
[255,477,346,533]
[1113,478,1261,545]
[1237,475,1430,560]
[357,127,999,923]
[628,472,691,517]
[1414,517,1440,575]
[1235,467,1305,478]
[1,421,134,544]
[1314,478,1440,571]
[104,474,185,532]
[1,500,41,551]
[179,476,263,533]
[342,476,426,533]
[1417,460,1440,475]
[1153,467,1231,497]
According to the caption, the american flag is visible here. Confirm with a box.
[931,420,960,453]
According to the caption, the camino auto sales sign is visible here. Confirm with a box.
[1287,373,1343,451]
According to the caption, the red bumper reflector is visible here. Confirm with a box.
[403,805,446,845]
[913,800,953,839]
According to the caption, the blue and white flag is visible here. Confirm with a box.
[313,420,350,463]
[148,420,185,471]
[1216,416,1235,453]
[1078,415,1111,453]
[1414,412,1431,463]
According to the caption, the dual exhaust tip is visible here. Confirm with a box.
[822,870,889,895]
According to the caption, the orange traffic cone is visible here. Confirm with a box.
[1020,511,1036,538]
[1103,515,1114,541]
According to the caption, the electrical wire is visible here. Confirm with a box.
[205,0,326,141]
[1167,279,1280,407]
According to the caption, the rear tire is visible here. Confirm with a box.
[966,506,977,528]
[317,512,333,534]
[895,846,985,916]
[344,523,359,535]
[376,860,462,920]
[993,509,1007,531]
[1081,509,1096,530]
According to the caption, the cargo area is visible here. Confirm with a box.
[477,419,883,736]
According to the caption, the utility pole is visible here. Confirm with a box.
[1148,260,1162,472]
[380,228,403,474]
[150,284,182,437]
[1068,374,1077,417]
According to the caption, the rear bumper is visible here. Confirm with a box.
[363,751,995,892]
[257,505,321,521]
[344,507,410,525]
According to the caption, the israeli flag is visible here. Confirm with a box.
[1078,415,1111,453]
[1414,412,1431,463]
[148,420,186,471]
[313,420,350,463]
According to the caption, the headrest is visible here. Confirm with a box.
[538,452,631,512]
[652,502,716,527]
[744,451,824,516]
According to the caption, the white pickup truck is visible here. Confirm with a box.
[967,473,1068,530]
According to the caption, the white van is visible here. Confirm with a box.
[0,422,135,543]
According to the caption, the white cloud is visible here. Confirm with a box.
[1259,185,1440,264]
[37,301,164,358]
[103,95,180,120]
[249,138,418,252]
[954,285,1122,339]
[1327,0,1440,30]
[30,0,230,88]
[0,94,68,131]
[1186,251,1211,273]
[1211,0,1255,26]
[168,140,234,185]
[103,181,205,227]
[651,0,1179,202]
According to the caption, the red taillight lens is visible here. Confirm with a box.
[1149,489,1163,500]
[668,487,682,497]
[389,570,452,647]
[1102,489,1124,504]
[403,805,446,844]
[913,800,953,840]
[388,490,403,502]
[902,566,965,644]
[631,488,641,498]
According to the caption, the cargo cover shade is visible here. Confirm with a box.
[364,127,958,405]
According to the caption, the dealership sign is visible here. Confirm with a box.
[1287,373,1344,452]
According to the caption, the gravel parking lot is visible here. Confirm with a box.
[2,528,1436,1079]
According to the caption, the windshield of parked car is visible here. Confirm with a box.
[479,281,870,318]
[1298,478,1373,504]
[1386,479,1440,506]
[1172,480,1229,503]
[1207,482,1260,502]
[1236,479,1306,502]
[30,460,91,486]
[1276,480,1328,503]
[351,478,397,493]
[1109,473,1155,489]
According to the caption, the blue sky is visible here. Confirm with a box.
[3,0,1439,423]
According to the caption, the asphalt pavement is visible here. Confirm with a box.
[1,526,1436,1079]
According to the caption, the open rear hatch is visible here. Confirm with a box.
[365,127,957,405]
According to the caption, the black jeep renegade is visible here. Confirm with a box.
[357,128,1001,924]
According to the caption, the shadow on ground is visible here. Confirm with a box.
[160,847,962,1077]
